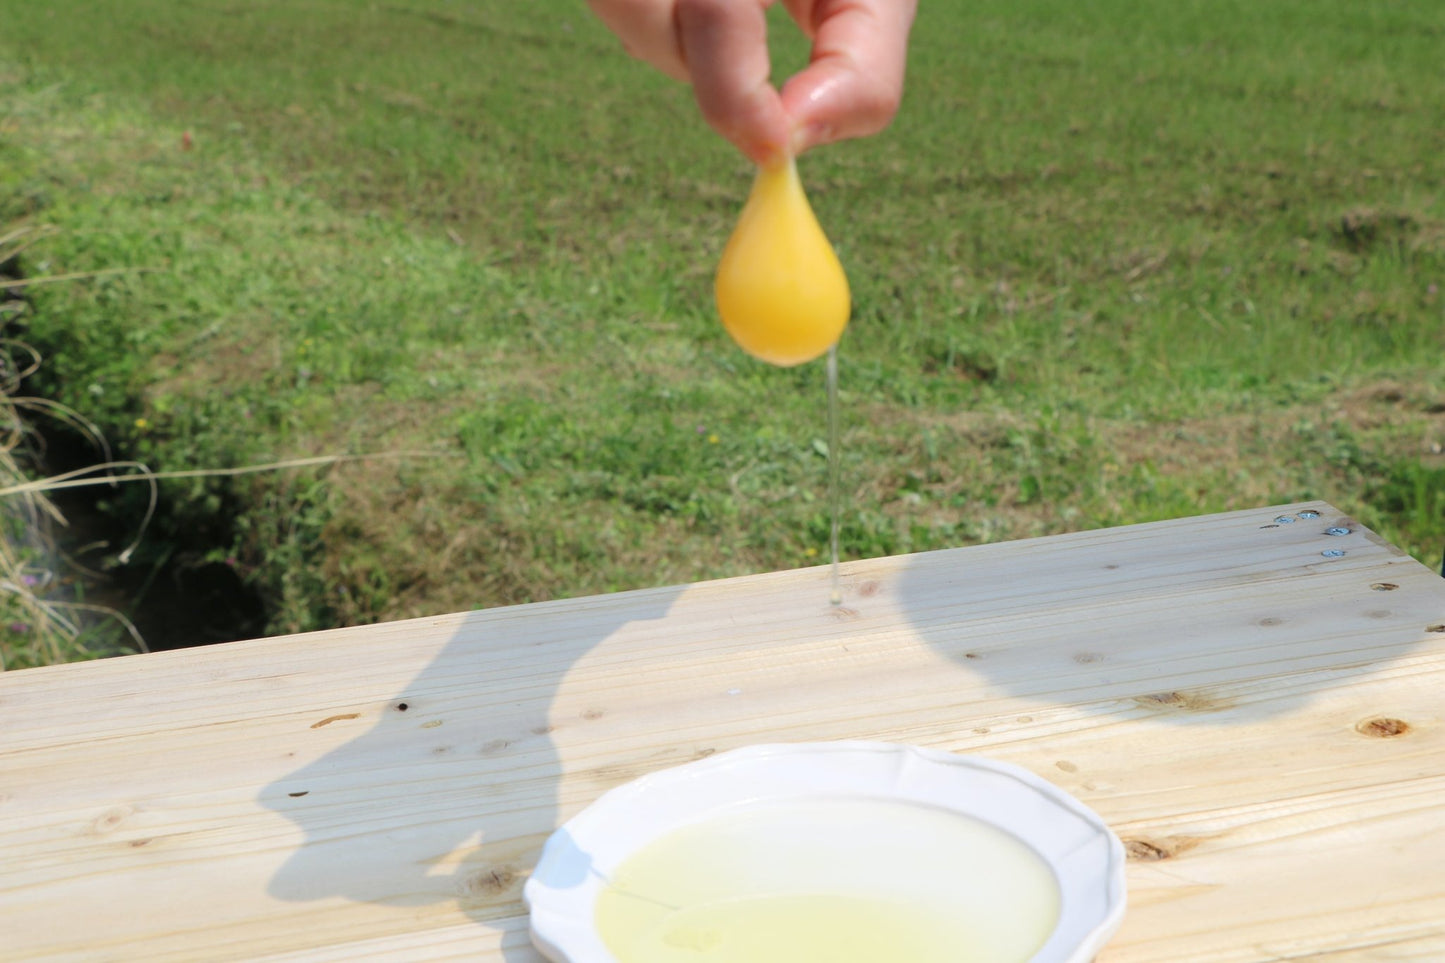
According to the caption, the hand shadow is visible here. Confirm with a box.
[258,584,683,958]
[893,506,1436,726]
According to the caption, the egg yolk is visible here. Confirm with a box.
[714,159,850,367]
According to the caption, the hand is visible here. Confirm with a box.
[586,0,917,165]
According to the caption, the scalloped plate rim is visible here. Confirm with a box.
[524,740,1127,963]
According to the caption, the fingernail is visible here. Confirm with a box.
[790,121,834,157]
[751,132,791,167]
[786,125,808,158]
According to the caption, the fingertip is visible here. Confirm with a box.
[742,135,791,168]
[691,83,791,165]
[781,65,903,154]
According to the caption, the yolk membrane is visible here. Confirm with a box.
[714,159,850,367]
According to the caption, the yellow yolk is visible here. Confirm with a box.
[714,159,850,367]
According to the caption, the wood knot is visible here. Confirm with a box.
[1356,717,1410,738]
[1123,836,1201,862]
[1134,690,1228,712]
[457,866,519,899]
[91,806,134,834]
[1427,624,1445,634]
[1370,583,1398,591]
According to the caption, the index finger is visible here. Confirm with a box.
[677,0,793,164]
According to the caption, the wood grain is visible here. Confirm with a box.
[2,501,1443,961]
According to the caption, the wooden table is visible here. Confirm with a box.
[4,501,1444,961]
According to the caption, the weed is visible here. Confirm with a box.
[1,224,148,668]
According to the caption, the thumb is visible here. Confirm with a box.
[780,0,916,155]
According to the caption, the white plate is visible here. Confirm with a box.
[525,741,1126,962]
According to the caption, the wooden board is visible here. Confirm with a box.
[3,501,1444,961]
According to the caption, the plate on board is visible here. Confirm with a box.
[525,741,1127,963]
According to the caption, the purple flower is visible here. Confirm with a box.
[7,622,29,635]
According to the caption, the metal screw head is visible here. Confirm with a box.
[1274,515,1297,524]
[1325,527,1351,536]
[1321,549,1346,558]
[1297,510,1320,519]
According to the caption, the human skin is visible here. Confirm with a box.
[585,0,918,164]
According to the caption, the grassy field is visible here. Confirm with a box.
[2,0,1443,665]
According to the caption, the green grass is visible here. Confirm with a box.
[2,0,1443,656]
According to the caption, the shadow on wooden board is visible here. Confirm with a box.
[250,505,1442,957]
[257,585,684,959]
[893,504,1441,726]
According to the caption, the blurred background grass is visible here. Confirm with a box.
[1,0,1442,666]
